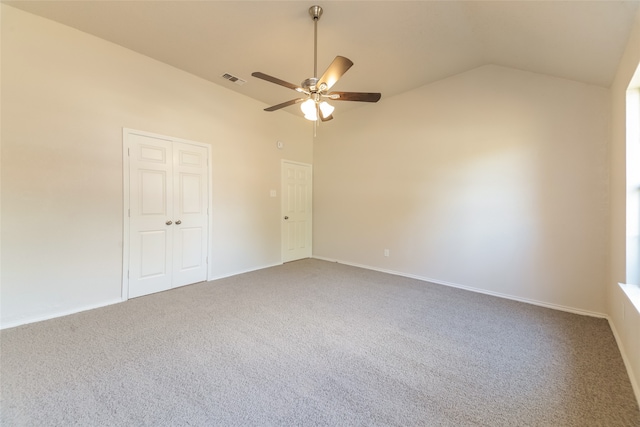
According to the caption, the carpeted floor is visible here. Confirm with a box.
[1,259,639,426]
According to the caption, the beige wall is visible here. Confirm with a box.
[609,6,640,404]
[314,64,610,316]
[0,5,312,327]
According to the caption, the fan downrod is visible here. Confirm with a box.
[309,5,323,21]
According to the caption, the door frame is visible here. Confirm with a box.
[281,160,313,263]
[122,128,213,301]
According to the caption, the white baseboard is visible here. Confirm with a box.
[312,256,607,318]
[608,317,640,406]
[1,298,124,330]
[2,262,284,330]
[3,258,607,326]
[208,262,283,282]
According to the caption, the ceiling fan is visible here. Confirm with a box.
[252,5,381,122]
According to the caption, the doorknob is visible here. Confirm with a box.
[166,220,173,225]
[284,216,289,220]
[175,220,182,225]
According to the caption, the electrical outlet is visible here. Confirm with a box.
[384,249,390,257]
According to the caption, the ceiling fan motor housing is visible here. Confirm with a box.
[302,77,319,92]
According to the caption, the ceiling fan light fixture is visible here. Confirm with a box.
[304,112,318,121]
[251,4,381,124]
[301,99,318,121]
[319,101,334,117]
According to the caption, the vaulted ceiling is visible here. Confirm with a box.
[4,0,639,116]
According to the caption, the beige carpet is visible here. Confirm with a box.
[1,259,639,426]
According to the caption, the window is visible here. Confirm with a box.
[627,87,640,285]
[627,86,640,285]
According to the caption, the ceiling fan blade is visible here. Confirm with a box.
[264,98,305,112]
[328,91,382,103]
[252,72,301,91]
[318,56,353,91]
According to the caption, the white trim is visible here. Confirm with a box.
[0,298,123,330]
[206,141,214,281]
[281,159,313,168]
[122,128,130,300]
[619,282,640,314]
[207,262,283,282]
[608,316,640,405]
[0,262,279,330]
[312,256,608,319]
[122,128,213,300]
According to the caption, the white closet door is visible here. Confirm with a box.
[127,132,209,299]
[128,134,174,298]
[172,143,209,288]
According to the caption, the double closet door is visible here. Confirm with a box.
[126,131,209,299]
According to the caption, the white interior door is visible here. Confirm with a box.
[126,131,209,299]
[281,161,312,262]
[172,143,209,288]
[129,134,174,298]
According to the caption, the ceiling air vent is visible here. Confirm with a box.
[221,73,246,86]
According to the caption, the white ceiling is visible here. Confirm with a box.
[4,0,639,117]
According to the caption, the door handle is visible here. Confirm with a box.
[175,220,182,225]
[166,220,173,225]
[284,216,289,220]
